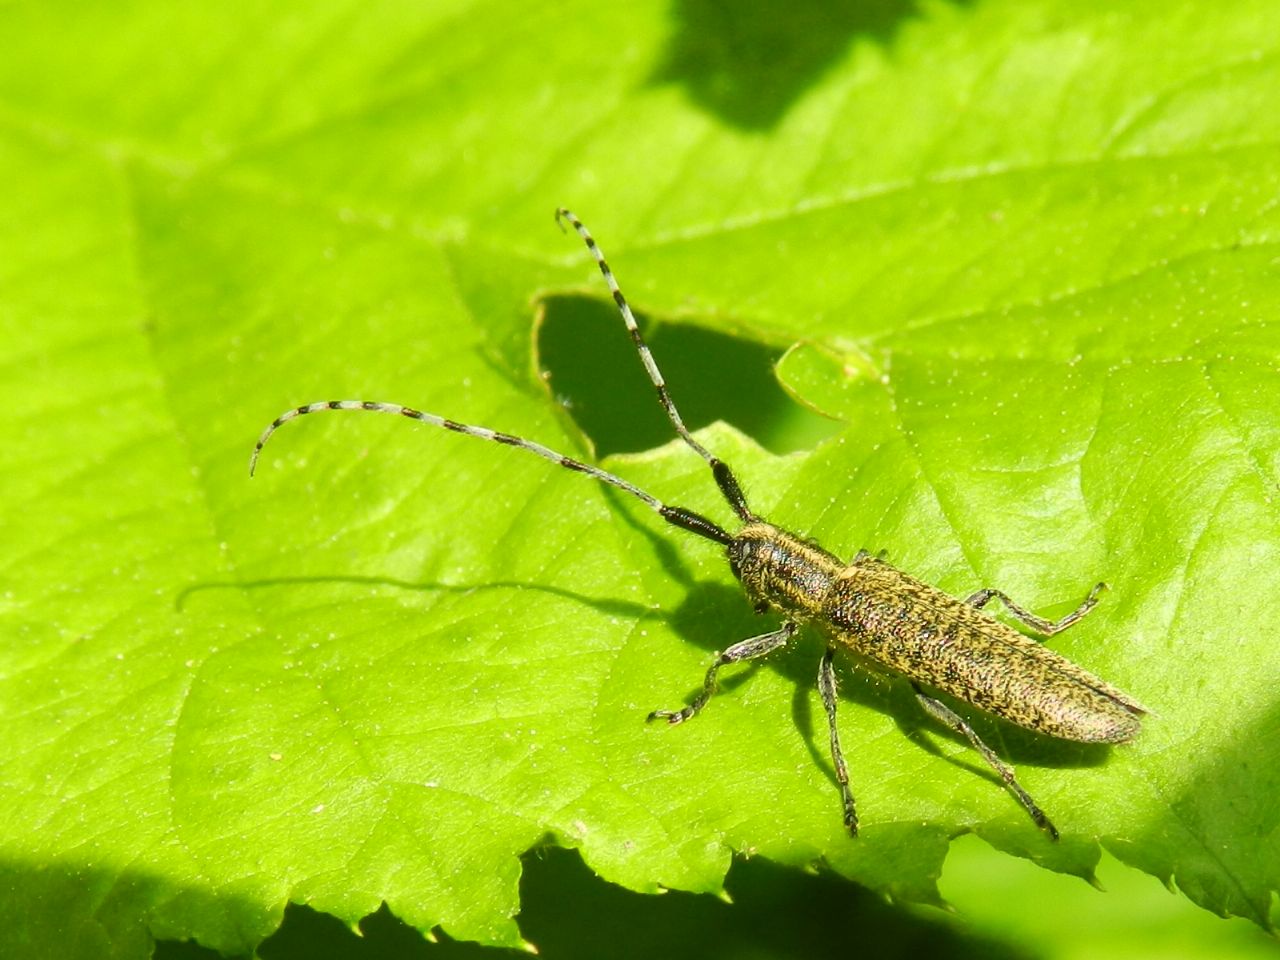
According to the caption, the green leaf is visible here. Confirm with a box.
[2,0,1279,956]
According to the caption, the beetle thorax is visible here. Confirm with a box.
[726,522,844,618]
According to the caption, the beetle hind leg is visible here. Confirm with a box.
[965,582,1107,637]
[911,682,1059,840]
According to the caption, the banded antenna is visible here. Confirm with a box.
[554,208,756,523]
[248,209,752,544]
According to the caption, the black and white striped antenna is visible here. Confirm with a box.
[248,208,752,544]
[553,209,755,523]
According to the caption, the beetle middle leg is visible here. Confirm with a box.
[911,682,1059,840]
[818,645,858,835]
[649,621,797,725]
[965,581,1107,636]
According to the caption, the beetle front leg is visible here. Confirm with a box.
[648,621,797,725]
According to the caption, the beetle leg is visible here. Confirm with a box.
[965,582,1107,636]
[911,682,1058,840]
[818,646,858,836]
[649,621,797,725]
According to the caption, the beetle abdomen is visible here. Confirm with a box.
[824,565,1145,743]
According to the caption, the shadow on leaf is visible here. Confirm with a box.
[650,0,974,129]
[155,845,1031,959]
[537,295,838,460]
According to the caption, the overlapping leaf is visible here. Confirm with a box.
[1,1,1278,956]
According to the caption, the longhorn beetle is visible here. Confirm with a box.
[251,208,1147,839]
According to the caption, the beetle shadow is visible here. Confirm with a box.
[184,553,1118,802]
[178,475,719,621]
[176,574,658,622]
[812,652,1117,805]
[658,582,1117,806]
[595,484,709,592]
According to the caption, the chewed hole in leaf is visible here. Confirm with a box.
[536,294,838,458]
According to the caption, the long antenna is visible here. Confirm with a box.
[555,208,757,523]
[249,400,732,546]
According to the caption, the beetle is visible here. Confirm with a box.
[251,208,1147,838]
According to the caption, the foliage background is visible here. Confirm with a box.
[1,0,1278,957]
